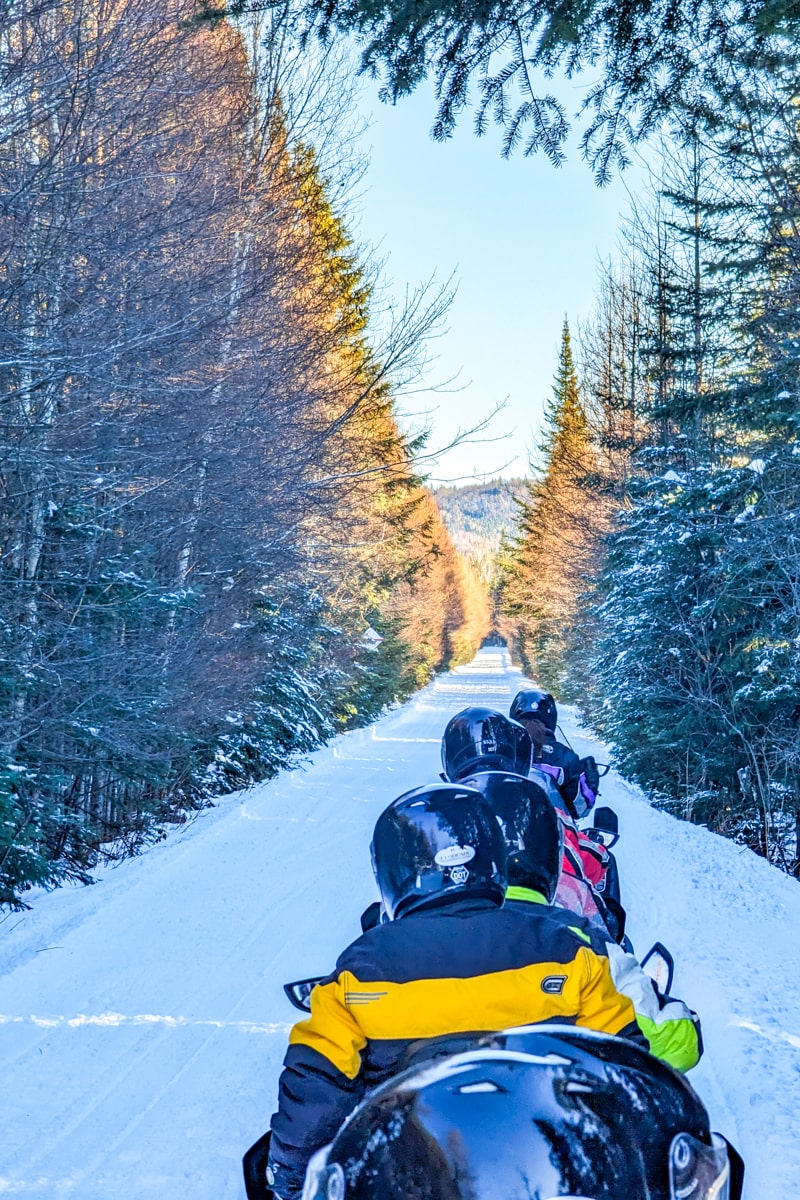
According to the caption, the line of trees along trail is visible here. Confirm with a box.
[498,46,800,875]
[0,0,490,906]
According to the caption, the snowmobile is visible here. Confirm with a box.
[244,1018,742,1200]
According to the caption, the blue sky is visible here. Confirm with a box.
[349,77,643,482]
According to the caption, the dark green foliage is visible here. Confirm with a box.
[217,0,800,179]
[594,468,753,810]
[494,55,800,871]
[593,452,800,868]
[578,77,800,870]
[204,591,448,796]
[203,595,342,793]
[0,766,57,909]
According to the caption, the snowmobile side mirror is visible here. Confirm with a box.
[597,763,611,777]
[583,827,619,849]
[283,976,324,1013]
[641,942,674,995]
[584,804,619,848]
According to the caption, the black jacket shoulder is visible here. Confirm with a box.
[334,897,608,986]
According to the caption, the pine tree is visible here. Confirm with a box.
[584,107,800,869]
[499,319,603,692]
[0,1,487,903]
[240,0,800,180]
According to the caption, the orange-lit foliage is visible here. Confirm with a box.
[0,0,489,898]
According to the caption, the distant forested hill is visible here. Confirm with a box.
[434,479,527,579]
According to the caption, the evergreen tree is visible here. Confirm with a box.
[593,454,800,870]
[0,0,489,904]
[585,104,800,870]
[499,319,602,692]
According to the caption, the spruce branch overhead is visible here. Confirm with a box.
[198,0,800,179]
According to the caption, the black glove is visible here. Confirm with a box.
[601,896,627,944]
[243,1131,274,1200]
[580,755,600,794]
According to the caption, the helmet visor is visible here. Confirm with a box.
[670,1132,731,1200]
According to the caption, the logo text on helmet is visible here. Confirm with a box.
[434,844,476,867]
[449,865,470,885]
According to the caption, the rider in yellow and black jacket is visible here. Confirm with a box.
[264,784,647,1200]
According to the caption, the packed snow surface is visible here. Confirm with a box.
[1,648,799,1197]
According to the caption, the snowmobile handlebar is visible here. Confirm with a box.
[284,941,675,1014]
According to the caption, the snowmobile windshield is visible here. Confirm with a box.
[302,1143,338,1200]
[669,1131,731,1200]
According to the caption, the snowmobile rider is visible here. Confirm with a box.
[461,767,702,1074]
[507,692,614,896]
[510,687,600,822]
[302,1027,742,1200]
[441,706,616,935]
[262,783,647,1200]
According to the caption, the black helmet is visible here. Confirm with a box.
[441,708,531,782]
[461,770,562,902]
[370,783,507,920]
[509,687,558,731]
[304,1025,743,1200]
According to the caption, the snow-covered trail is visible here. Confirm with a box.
[1,648,799,1198]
